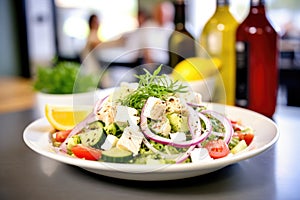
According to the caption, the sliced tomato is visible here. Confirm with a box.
[237,132,254,146]
[231,121,241,131]
[230,120,238,125]
[204,139,230,159]
[71,145,102,161]
[55,130,72,142]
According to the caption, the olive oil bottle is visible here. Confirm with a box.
[199,0,238,105]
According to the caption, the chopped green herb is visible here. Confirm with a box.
[121,65,187,111]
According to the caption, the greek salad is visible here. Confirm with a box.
[51,66,254,164]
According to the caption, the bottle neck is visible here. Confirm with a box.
[250,0,266,15]
[216,0,230,12]
[174,0,186,30]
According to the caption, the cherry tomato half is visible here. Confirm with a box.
[71,145,102,161]
[204,139,230,159]
[55,130,72,143]
[238,133,254,146]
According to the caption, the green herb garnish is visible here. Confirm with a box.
[121,65,187,111]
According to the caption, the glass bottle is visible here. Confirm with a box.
[199,0,238,105]
[235,0,278,117]
[168,0,195,69]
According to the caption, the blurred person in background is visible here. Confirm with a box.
[82,14,101,57]
[137,9,150,28]
[140,1,175,70]
[82,1,175,81]
[80,14,102,74]
[82,11,151,87]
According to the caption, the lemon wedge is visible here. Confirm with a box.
[171,57,221,82]
[45,104,91,130]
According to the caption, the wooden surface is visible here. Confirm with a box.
[0,77,36,113]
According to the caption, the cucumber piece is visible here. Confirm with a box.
[230,140,247,154]
[101,147,133,163]
[79,122,106,149]
[104,123,117,135]
[87,121,103,130]
[228,137,240,150]
[66,135,81,152]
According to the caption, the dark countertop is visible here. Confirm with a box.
[1,105,299,200]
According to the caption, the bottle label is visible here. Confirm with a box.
[235,41,249,107]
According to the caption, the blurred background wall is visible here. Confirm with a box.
[0,0,300,78]
[0,0,22,76]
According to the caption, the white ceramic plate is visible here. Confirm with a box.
[23,102,279,181]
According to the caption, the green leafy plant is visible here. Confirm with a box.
[33,61,98,94]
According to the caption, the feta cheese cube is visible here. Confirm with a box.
[190,148,212,163]
[116,126,144,155]
[150,117,171,137]
[166,96,183,114]
[101,135,119,150]
[97,99,116,126]
[143,97,166,120]
[170,132,186,142]
[114,105,139,127]
[177,91,202,106]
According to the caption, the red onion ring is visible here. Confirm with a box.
[59,96,109,152]
[201,110,233,144]
[186,102,205,108]
[140,99,212,149]
[187,106,212,142]
[142,107,213,163]
[175,109,213,163]
[93,95,109,114]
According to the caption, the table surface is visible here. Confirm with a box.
[1,105,299,200]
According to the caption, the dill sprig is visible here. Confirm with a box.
[121,65,188,111]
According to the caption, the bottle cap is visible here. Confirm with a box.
[251,0,265,6]
[217,0,229,6]
[175,0,185,5]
